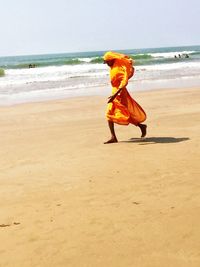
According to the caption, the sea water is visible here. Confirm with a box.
[0,45,200,105]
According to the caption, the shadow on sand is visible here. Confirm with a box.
[121,137,190,145]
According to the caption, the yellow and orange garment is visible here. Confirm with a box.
[103,51,146,125]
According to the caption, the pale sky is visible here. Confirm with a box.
[0,0,199,56]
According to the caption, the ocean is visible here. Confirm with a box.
[0,45,200,105]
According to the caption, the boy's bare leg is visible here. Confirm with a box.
[138,123,147,138]
[104,121,118,144]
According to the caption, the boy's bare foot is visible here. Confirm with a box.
[138,124,147,138]
[104,137,118,144]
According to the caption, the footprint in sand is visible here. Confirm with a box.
[0,224,11,227]
[0,222,20,228]
[132,202,140,205]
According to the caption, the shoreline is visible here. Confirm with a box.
[0,77,200,107]
[0,86,200,267]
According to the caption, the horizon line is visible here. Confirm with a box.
[0,44,199,58]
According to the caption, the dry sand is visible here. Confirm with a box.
[0,87,200,267]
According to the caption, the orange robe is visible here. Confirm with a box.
[106,61,146,125]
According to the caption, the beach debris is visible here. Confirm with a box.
[13,222,21,225]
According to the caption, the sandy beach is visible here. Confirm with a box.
[0,87,200,267]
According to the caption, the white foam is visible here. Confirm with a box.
[0,64,108,86]
[150,51,195,58]
[137,61,200,71]
[78,57,91,63]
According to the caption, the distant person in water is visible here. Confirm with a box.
[103,51,147,144]
[29,64,36,68]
